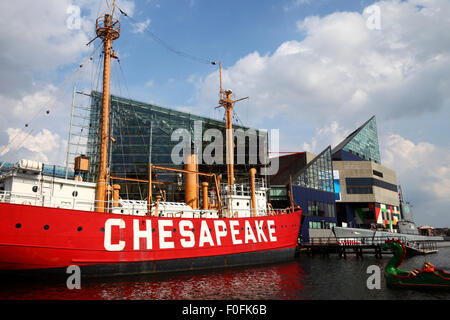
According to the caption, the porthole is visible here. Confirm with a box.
[152,228,156,233]
[15,223,21,229]
[77,226,82,232]
[173,228,177,233]
[44,225,50,230]
[32,186,38,193]
[236,202,240,207]
[72,191,78,197]
[100,227,105,232]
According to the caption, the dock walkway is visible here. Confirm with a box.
[298,236,439,258]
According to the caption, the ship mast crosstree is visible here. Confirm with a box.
[92,1,120,213]
[92,1,252,217]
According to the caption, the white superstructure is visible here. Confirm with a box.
[0,160,277,219]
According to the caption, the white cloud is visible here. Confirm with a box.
[195,0,450,129]
[283,0,311,12]
[0,128,64,164]
[381,133,450,225]
[0,0,136,166]
[132,18,151,34]
[382,134,450,202]
[302,121,350,153]
[191,0,450,226]
[0,1,93,97]
[8,85,58,119]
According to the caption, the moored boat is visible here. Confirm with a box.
[0,1,302,277]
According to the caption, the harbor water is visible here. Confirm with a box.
[1,246,449,300]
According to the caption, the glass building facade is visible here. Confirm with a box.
[340,117,381,164]
[86,92,268,200]
[293,147,334,193]
[290,146,337,242]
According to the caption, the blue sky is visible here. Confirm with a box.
[112,0,379,108]
[0,0,449,228]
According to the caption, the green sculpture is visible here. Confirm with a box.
[384,239,450,289]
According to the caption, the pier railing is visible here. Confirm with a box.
[299,236,439,258]
[304,236,409,246]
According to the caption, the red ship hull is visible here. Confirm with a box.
[0,203,301,276]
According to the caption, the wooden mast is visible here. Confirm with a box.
[94,1,120,212]
[218,62,248,217]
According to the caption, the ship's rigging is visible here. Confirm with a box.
[0,0,302,276]
[0,0,260,215]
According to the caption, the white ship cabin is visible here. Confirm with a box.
[0,160,274,218]
[220,180,269,217]
[0,160,96,212]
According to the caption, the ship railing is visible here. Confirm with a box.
[304,236,410,246]
[220,183,251,197]
[220,180,267,197]
[0,190,96,211]
[267,208,292,216]
[161,210,219,219]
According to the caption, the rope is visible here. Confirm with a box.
[0,45,101,171]
[111,59,143,199]
[117,6,216,66]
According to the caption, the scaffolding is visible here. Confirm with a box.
[65,88,92,179]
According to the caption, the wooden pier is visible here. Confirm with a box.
[297,236,439,259]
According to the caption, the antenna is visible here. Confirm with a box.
[219,61,223,99]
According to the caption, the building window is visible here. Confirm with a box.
[347,186,373,194]
[373,170,383,178]
[345,177,397,193]
[308,221,337,229]
[293,147,334,193]
[307,200,335,218]
[341,117,381,164]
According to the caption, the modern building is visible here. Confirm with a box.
[86,92,268,201]
[332,116,401,232]
[83,91,403,240]
[332,116,381,164]
[269,115,404,242]
[269,147,337,242]
[333,160,400,231]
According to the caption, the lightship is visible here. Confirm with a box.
[0,1,302,276]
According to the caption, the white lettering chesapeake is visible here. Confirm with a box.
[199,220,215,247]
[159,220,174,249]
[244,220,257,243]
[214,220,227,245]
[104,219,126,251]
[179,220,195,248]
[255,221,268,242]
[229,220,242,245]
[133,219,152,250]
[267,220,277,242]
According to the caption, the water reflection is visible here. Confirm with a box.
[1,247,449,300]
[94,262,306,300]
